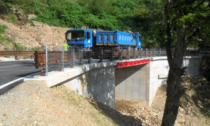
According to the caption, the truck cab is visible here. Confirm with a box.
[65,29,93,48]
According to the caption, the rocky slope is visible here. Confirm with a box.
[0,18,69,51]
[115,76,210,126]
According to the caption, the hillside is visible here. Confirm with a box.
[0,18,69,51]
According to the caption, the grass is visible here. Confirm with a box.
[27,19,36,26]
[7,14,18,25]
[0,24,13,49]
[0,24,8,34]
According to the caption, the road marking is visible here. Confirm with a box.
[0,78,24,89]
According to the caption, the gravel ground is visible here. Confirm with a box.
[0,81,142,126]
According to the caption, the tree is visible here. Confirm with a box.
[161,0,210,125]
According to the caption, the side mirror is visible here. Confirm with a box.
[87,32,90,39]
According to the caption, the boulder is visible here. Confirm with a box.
[27,14,37,20]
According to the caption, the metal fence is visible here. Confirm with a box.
[38,45,210,76]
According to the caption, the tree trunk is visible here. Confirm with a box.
[161,28,186,126]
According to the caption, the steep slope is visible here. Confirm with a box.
[0,19,69,51]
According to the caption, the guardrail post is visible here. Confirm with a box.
[73,46,75,67]
[110,47,113,61]
[151,48,153,57]
[88,48,91,64]
[68,48,71,67]
[62,45,64,71]
[146,48,147,58]
[80,48,83,66]
[120,47,122,61]
[134,47,137,59]
[99,48,103,62]
[128,47,130,60]
[46,44,48,76]
[159,48,161,57]
[153,48,155,57]
[140,48,142,58]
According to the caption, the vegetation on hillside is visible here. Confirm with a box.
[0,24,13,49]
[1,0,164,48]
[1,0,209,48]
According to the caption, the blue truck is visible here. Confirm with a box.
[65,29,142,49]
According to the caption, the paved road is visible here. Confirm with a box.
[0,60,42,86]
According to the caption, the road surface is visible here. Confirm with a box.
[0,60,41,94]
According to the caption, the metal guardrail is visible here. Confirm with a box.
[0,46,209,76]
[0,51,35,60]
[33,46,209,76]
[0,51,34,56]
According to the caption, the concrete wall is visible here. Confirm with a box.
[116,56,202,105]
[64,66,115,109]
[115,64,150,104]
[149,56,202,105]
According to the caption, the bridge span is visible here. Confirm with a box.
[24,56,201,109]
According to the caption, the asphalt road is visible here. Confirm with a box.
[0,60,42,86]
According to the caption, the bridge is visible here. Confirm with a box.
[0,46,209,108]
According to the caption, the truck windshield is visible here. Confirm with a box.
[66,30,85,40]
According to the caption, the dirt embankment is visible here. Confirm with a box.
[0,19,69,51]
[115,76,210,126]
[0,82,143,126]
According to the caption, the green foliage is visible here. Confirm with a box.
[7,14,18,25]
[27,19,36,26]
[31,47,40,51]
[2,0,144,31]
[5,0,205,48]
[13,42,27,51]
[0,24,8,34]
[0,24,12,45]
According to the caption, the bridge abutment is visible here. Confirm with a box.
[64,66,115,109]
[115,64,150,104]
[115,56,202,105]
